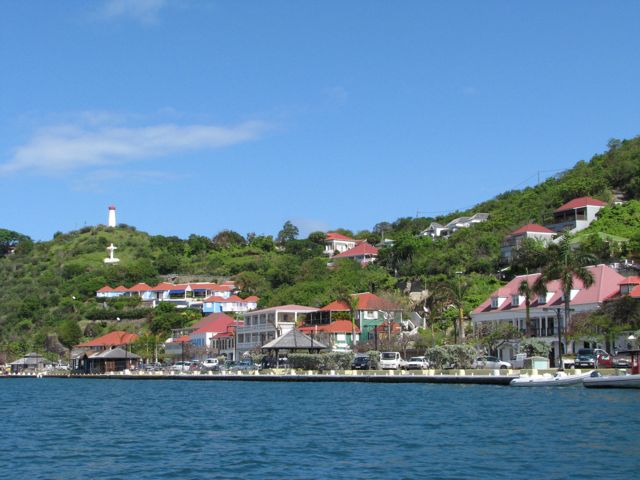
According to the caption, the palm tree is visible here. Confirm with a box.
[348,294,360,346]
[533,234,595,367]
[441,273,470,344]
[517,279,536,337]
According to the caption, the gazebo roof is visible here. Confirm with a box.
[261,329,327,351]
[89,347,140,360]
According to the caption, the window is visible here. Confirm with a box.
[511,295,520,307]
[491,297,499,309]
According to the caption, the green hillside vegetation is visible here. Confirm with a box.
[1,135,640,357]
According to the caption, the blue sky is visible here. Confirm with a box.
[1,1,639,241]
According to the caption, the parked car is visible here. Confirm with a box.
[472,356,511,369]
[352,354,371,370]
[231,359,257,371]
[261,356,289,369]
[171,361,193,372]
[405,356,430,370]
[575,348,614,368]
[612,353,631,368]
[380,352,404,370]
[201,358,220,370]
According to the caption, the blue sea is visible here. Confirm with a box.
[1,378,639,479]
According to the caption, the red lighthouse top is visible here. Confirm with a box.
[108,205,116,210]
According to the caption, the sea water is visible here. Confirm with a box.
[1,378,638,479]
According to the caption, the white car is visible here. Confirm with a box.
[472,356,512,369]
[405,356,430,370]
[201,358,219,370]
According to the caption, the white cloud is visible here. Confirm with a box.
[99,0,168,24]
[1,120,268,176]
[71,169,191,192]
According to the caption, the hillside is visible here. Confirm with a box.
[1,135,639,353]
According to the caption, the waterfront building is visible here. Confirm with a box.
[470,264,625,364]
[236,305,318,354]
[305,292,403,342]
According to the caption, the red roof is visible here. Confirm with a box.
[211,284,234,291]
[243,296,259,302]
[174,335,191,343]
[151,282,175,291]
[203,295,227,303]
[128,282,152,292]
[510,224,555,235]
[191,312,238,331]
[299,320,361,334]
[113,285,129,292]
[333,242,379,258]
[320,293,401,312]
[630,285,640,298]
[326,232,355,242]
[472,265,624,315]
[619,276,640,286]
[555,197,607,212]
[97,285,114,293]
[77,331,138,347]
[373,321,402,334]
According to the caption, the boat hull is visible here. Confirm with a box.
[583,374,640,389]
[510,371,593,387]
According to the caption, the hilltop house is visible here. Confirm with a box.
[202,295,259,314]
[96,281,238,310]
[332,242,379,265]
[500,223,556,262]
[236,305,319,354]
[470,264,624,365]
[546,196,607,233]
[324,232,356,256]
[420,213,489,238]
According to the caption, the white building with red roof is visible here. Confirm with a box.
[236,305,319,353]
[500,223,556,262]
[95,281,237,308]
[547,196,607,233]
[202,294,259,314]
[187,312,242,360]
[470,264,625,363]
[332,242,379,265]
[324,232,356,256]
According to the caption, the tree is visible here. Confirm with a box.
[517,279,536,337]
[0,228,31,256]
[534,234,594,366]
[277,221,299,244]
[212,230,246,249]
[476,322,522,356]
[441,273,470,343]
[57,319,82,349]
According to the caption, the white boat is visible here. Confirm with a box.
[582,374,640,389]
[510,370,595,387]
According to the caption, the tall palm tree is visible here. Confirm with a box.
[517,279,536,337]
[442,273,470,344]
[533,234,595,366]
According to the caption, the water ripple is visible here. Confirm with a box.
[0,379,639,479]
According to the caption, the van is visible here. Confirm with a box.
[380,351,403,370]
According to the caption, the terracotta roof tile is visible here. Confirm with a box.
[555,196,607,212]
[77,331,138,347]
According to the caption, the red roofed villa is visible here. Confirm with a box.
[470,264,625,365]
[548,196,608,233]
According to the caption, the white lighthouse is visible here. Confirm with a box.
[108,205,117,228]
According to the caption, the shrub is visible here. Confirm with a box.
[519,338,551,357]
[425,344,476,369]
[288,352,354,370]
